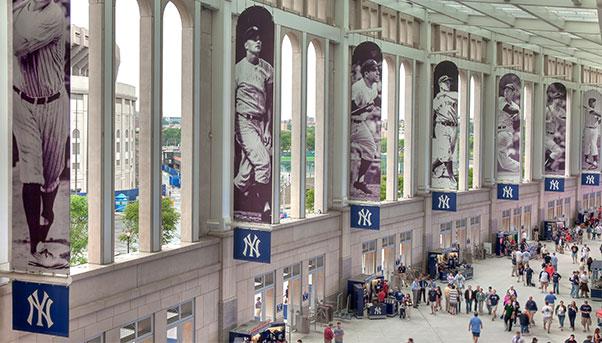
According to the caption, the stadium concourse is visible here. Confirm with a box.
[5,0,602,343]
[293,237,602,343]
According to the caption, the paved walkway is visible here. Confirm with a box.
[292,238,602,343]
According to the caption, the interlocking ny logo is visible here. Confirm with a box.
[586,175,595,185]
[373,306,382,315]
[357,208,372,227]
[27,289,53,328]
[502,186,514,198]
[242,233,261,258]
[549,180,560,190]
[438,194,450,209]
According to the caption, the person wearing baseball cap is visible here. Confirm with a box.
[438,75,452,84]
[244,25,261,42]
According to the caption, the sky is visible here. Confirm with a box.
[71,0,182,116]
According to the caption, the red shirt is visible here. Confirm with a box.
[545,265,555,277]
[323,327,334,340]
[383,282,389,295]
[378,290,386,302]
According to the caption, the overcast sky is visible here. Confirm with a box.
[71,0,182,116]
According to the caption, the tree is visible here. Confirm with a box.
[162,127,181,146]
[120,198,181,251]
[280,130,291,152]
[305,187,315,213]
[306,126,315,152]
[70,195,88,265]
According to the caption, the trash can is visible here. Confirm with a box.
[295,312,310,334]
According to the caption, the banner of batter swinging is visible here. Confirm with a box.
[431,61,459,190]
[233,6,275,224]
[582,89,602,172]
[11,0,71,273]
[544,82,567,176]
[349,41,383,202]
[496,73,521,183]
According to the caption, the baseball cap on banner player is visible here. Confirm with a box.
[438,75,452,84]
[361,59,379,74]
[244,25,261,42]
[503,83,517,91]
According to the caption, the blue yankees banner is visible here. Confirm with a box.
[12,281,69,337]
[431,61,459,191]
[497,183,519,200]
[432,191,457,212]
[350,204,380,230]
[544,177,565,192]
[582,173,601,186]
[233,227,272,263]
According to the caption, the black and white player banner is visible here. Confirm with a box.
[582,89,602,172]
[233,6,274,224]
[12,0,71,273]
[349,41,382,202]
[496,73,521,183]
[431,61,459,190]
[544,82,567,176]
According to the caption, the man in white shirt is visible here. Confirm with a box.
[541,301,553,334]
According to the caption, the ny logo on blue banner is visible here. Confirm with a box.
[350,204,380,230]
[544,178,565,192]
[233,228,271,263]
[582,173,600,186]
[13,281,69,337]
[432,191,457,212]
[497,184,519,200]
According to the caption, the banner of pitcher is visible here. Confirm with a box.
[544,82,567,176]
[349,41,383,202]
[496,73,521,183]
[233,6,275,224]
[582,89,602,173]
[431,61,459,191]
[11,0,71,274]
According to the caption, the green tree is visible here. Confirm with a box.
[70,195,89,265]
[162,127,181,146]
[120,198,181,251]
[306,126,315,152]
[305,187,315,213]
[380,137,387,153]
[280,130,291,152]
[468,166,474,189]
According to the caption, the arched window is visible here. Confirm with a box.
[73,129,80,140]
[469,76,475,189]
[398,62,406,198]
[125,130,129,138]
[116,129,121,139]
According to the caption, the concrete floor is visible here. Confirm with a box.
[292,238,602,343]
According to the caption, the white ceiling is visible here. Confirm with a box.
[377,0,602,68]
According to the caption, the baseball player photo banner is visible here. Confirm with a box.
[233,6,275,224]
[582,89,602,172]
[349,41,382,202]
[11,0,71,274]
[496,74,521,182]
[431,61,459,191]
[544,82,567,176]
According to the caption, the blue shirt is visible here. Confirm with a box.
[469,316,482,333]
[544,294,557,304]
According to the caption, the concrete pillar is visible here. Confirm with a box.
[458,70,469,192]
[403,60,415,197]
[481,41,496,186]
[569,66,582,177]
[138,4,163,253]
[386,55,399,201]
[416,16,432,193]
[473,73,482,189]
[332,0,350,208]
[532,52,545,181]
[314,40,329,213]
[291,32,308,218]
[208,0,233,230]
[0,0,9,268]
[88,0,115,264]
[180,3,202,242]
[523,82,534,182]
[272,24,282,224]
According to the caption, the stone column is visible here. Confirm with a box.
[0,0,9,267]
[291,32,308,218]
[386,56,399,201]
[180,3,202,243]
[88,0,115,264]
[314,40,329,213]
[481,42,496,187]
[458,70,470,192]
[139,3,162,253]
[416,16,432,193]
[403,60,415,197]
